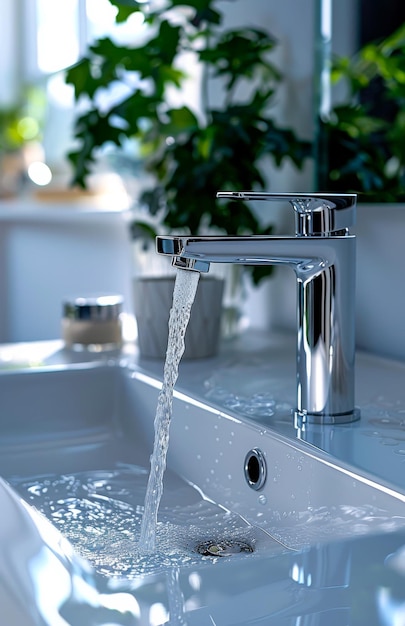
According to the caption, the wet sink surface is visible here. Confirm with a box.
[1,345,405,555]
[1,336,405,624]
[0,361,290,583]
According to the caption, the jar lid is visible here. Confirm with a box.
[63,294,123,322]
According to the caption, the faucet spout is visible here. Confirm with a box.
[156,192,360,426]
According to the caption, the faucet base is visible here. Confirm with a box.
[294,408,361,427]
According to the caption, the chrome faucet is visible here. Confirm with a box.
[156,192,360,425]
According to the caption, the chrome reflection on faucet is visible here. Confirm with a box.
[156,192,360,425]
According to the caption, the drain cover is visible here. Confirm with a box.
[195,539,254,557]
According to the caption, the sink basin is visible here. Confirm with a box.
[1,337,405,624]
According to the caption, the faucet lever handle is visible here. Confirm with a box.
[216,191,357,236]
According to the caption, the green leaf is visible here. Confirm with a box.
[112,92,161,132]
[250,265,274,286]
[380,22,405,55]
[106,0,147,23]
[130,220,158,240]
[68,109,124,186]
[169,0,222,26]
[65,58,99,99]
[199,28,279,90]
[148,20,181,66]
[165,107,199,136]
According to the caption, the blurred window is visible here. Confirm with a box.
[23,0,136,80]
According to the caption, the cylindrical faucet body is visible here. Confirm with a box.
[295,236,357,422]
[156,192,360,425]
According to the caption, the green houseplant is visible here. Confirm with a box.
[66,0,311,285]
[65,0,311,357]
[317,21,405,201]
[316,22,405,362]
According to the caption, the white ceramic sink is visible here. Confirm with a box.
[1,336,405,625]
[1,355,405,547]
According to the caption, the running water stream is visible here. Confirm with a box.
[139,268,200,552]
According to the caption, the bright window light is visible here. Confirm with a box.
[33,0,146,76]
[86,0,146,44]
[86,0,118,38]
[36,0,80,73]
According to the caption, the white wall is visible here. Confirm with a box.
[0,203,134,343]
[355,205,405,361]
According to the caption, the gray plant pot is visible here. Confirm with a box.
[133,275,224,359]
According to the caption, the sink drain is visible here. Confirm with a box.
[195,539,254,557]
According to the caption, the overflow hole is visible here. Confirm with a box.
[244,448,267,490]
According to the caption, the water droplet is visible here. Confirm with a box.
[258,494,267,505]
[381,438,400,446]
[364,430,381,438]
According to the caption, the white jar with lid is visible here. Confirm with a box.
[62,294,123,351]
